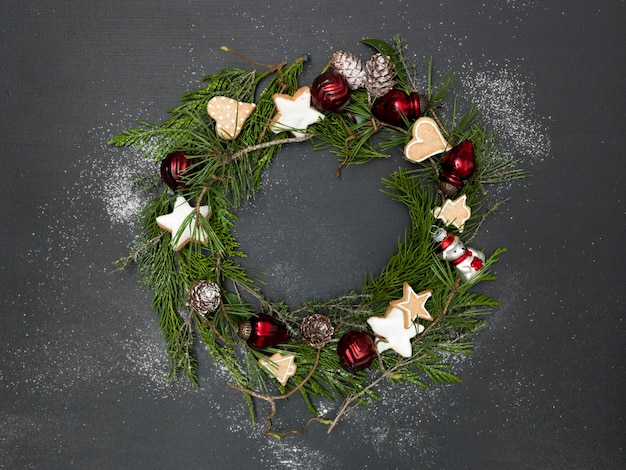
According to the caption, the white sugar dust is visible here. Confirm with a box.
[460,63,552,165]
[9,35,551,470]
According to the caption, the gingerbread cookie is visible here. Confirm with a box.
[270,86,324,137]
[404,116,449,163]
[207,96,256,140]
[433,194,472,231]
[258,352,297,386]
[388,282,433,327]
[156,196,210,251]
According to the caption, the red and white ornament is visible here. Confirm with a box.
[431,227,485,282]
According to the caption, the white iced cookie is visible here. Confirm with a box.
[270,86,324,137]
[156,196,210,251]
[367,282,433,358]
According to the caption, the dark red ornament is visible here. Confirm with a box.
[337,331,376,373]
[371,89,428,127]
[237,313,291,349]
[438,140,476,196]
[160,151,193,191]
[310,71,350,112]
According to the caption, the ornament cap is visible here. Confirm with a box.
[238,321,252,341]
[437,181,460,197]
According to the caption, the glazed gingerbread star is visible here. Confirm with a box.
[388,282,433,327]
[156,196,210,251]
[270,86,324,137]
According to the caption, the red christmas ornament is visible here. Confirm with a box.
[238,313,291,349]
[371,89,428,127]
[438,140,476,196]
[160,151,193,191]
[337,331,376,373]
[310,71,350,112]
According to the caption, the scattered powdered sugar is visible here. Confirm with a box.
[8,42,549,469]
[460,62,552,165]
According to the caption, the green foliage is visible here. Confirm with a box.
[109,39,527,434]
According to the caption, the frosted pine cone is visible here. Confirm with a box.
[299,314,334,348]
[330,50,366,90]
[364,53,397,98]
[185,280,221,315]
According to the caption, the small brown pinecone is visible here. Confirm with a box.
[330,50,366,90]
[364,53,397,98]
[185,280,221,315]
[299,314,334,349]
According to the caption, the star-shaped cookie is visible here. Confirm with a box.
[367,307,420,358]
[388,282,433,328]
[433,194,472,231]
[258,352,297,386]
[270,86,324,137]
[155,196,210,251]
[207,96,256,140]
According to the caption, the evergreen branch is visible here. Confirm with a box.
[226,347,324,438]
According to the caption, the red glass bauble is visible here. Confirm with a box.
[337,331,376,373]
[238,313,291,349]
[438,140,476,196]
[371,89,427,127]
[311,71,350,112]
[160,151,193,190]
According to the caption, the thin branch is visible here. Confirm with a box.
[227,347,324,437]
[326,277,461,433]
[220,134,313,164]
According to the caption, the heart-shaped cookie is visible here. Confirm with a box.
[207,96,256,140]
[404,117,449,162]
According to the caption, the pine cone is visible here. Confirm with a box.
[185,280,221,315]
[364,53,397,98]
[330,50,366,90]
[299,314,334,349]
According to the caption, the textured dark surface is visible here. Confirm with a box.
[1,1,624,468]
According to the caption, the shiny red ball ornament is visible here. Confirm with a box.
[438,140,476,196]
[160,151,193,191]
[337,331,376,373]
[311,71,350,112]
[371,89,428,127]
[237,313,291,349]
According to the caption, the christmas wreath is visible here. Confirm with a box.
[109,37,526,437]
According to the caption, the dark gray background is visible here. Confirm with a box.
[1,1,624,468]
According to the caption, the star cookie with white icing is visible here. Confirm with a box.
[366,283,433,358]
[270,86,324,137]
[207,96,256,140]
[433,194,472,231]
[156,196,210,251]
